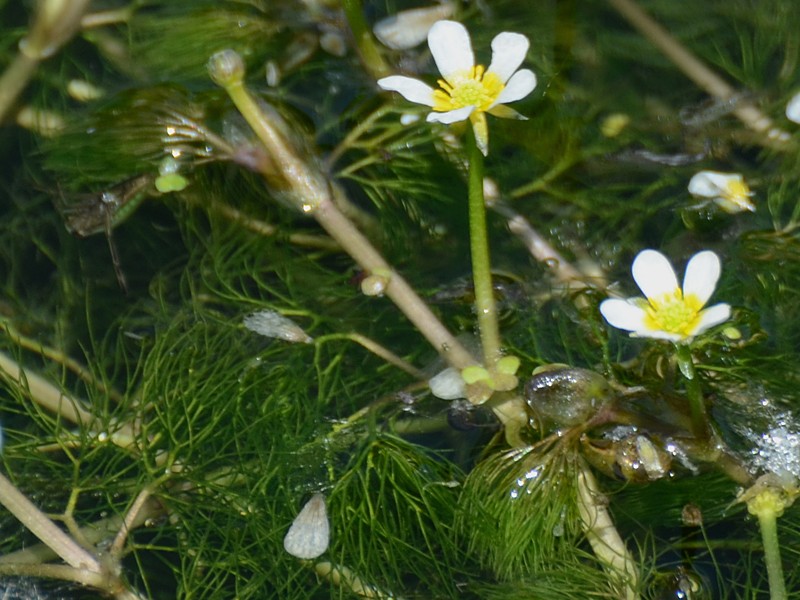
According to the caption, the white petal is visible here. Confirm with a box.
[487,104,526,119]
[284,493,329,559]
[487,32,530,83]
[373,3,455,50]
[688,171,735,198]
[429,367,466,399]
[631,250,679,301]
[713,196,755,214]
[682,250,721,305]
[377,76,436,106]
[491,69,536,107]
[600,299,648,332]
[636,329,685,342]
[692,303,731,335]
[426,105,474,124]
[787,91,800,124]
[428,20,474,82]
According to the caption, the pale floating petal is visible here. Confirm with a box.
[694,303,731,335]
[631,250,679,301]
[688,171,733,198]
[427,104,474,124]
[284,493,330,559]
[243,310,313,343]
[787,91,800,124]
[377,76,435,106]
[373,3,455,50]
[682,250,721,305]
[491,69,537,107]
[487,32,530,83]
[429,367,466,400]
[600,299,648,332]
[428,20,474,82]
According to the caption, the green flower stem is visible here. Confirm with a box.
[467,131,503,371]
[209,51,476,372]
[758,508,787,600]
[747,488,790,600]
[675,344,710,439]
[340,0,390,79]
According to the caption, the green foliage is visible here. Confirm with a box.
[4,0,800,598]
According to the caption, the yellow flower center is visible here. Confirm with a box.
[641,288,704,338]
[723,179,751,202]
[432,65,505,113]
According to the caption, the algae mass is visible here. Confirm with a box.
[1,1,800,598]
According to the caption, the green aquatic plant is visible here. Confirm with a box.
[4,0,800,598]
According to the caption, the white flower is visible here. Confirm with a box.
[688,170,755,214]
[786,91,800,124]
[377,20,537,156]
[600,249,731,343]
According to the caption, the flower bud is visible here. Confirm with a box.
[208,49,245,87]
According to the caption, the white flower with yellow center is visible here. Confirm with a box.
[377,20,537,156]
[688,170,755,214]
[600,249,731,343]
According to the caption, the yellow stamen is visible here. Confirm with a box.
[642,288,704,338]
[432,65,505,113]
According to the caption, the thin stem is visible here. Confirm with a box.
[211,55,476,371]
[314,333,426,379]
[340,0,390,79]
[0,0,91,124]
[1,320,124,403]
[326,104,395,168]
[0,52,40,125]
[467,132,502,370]
[757,509,787,600]
[490,201,594,290]
[576,462,640,600]
[675,344,710,439]
[606,0,790,145]
[203,199,341,251]
[0,472,101,572]
[0,351,139,447]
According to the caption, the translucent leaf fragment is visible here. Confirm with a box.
[284,493,330,559]
[243,310,313,344]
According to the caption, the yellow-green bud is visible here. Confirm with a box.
[462,366,490,385]
[747,488,787,519]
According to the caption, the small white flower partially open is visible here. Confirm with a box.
[600,249,731,343]
[377,20,536,155]
[688,170,755,214]
[283,493,329,560]
[786,91,800,124]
